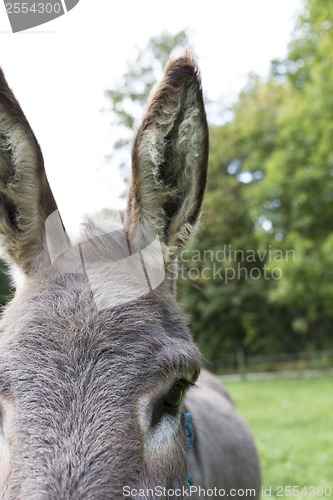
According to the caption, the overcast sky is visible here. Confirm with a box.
[0,0,303,231]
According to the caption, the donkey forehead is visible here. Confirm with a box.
[0,273,200,394]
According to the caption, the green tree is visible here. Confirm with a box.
[181,0,333,359]
[255,0,333,345]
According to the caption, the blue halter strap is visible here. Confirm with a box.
[185,411,193,487]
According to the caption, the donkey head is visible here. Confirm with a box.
[0,52,208,499]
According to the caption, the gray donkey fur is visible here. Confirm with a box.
[0,52,260,499]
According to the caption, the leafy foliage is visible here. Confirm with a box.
[183,0,333,360]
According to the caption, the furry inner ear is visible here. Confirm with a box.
[0,68,58,275]
[126,51,209,256]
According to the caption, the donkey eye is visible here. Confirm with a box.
[151,380,189,428]
[164,381,187,414]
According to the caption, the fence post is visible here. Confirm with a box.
[237,347,247,380]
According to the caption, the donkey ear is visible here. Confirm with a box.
[0,68,58,275]
[126,51,208,255]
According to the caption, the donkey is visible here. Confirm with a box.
[0,52,260,499]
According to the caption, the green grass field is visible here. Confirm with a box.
[221,376,333,499]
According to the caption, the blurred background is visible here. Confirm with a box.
[1,0,332,497]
